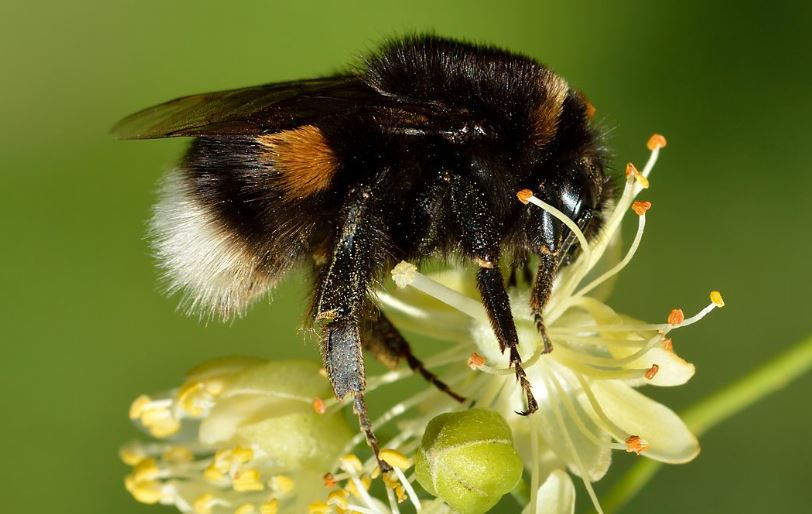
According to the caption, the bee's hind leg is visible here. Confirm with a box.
[312,179,394,473]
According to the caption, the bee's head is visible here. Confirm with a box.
[519,81,610,256]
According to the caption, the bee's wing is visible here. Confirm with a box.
[112,75,419,139]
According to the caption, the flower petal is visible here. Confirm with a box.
[528,367,613,482]
[589,380,699,463]
[522,469,576,514]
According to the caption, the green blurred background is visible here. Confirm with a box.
[2,1,810,512]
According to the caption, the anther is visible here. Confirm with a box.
[339,454,364,474]
[710,290,725,307]
[129,395,151,420]
[516,189,534,204]
[259,499,279,514]
[668,308,685,326]
[234,504,256,514]
[645,364,660,380]
[647,134,668,151]
[312,397,326,414]
[625,435,649,455]
[269,475,295,494]
[468,352,486,369]
[391,261,418,288]
[379,449,412,470]
[193,493,216,514]
[631,200,652,216]
[307,501,331,514]
[233,469,264,492]
[327,489,349,508]
[322,472,337,488]
[625,163,650,188]
[662,338,673,352]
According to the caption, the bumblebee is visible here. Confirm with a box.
[114,35,610,470]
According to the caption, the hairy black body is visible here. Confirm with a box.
[114,35,611,471]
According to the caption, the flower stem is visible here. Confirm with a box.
[598,332,812,514]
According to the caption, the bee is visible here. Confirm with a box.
[113,35,610,471]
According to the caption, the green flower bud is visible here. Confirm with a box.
[415,409,523,514]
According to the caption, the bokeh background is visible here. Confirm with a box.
[2,1,810,513]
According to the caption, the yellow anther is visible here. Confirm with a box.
[631,200,652,216]
[327,489,350,508]
[193,493,216,514]
[468,352,486,369]
[204,463,225,482]
[163,446,195,463]
[647,133,668,151]
[129,394,152,420]
[132,458,160,482]
[625,163,649,188]
[379,449,412,470]
[668,308,685,326]
[710,290,725,307]
[213,448,234,469]
[269,474,295,494]
[231,446,254,464]
[259,499,279,514]
[130,480,162,504]
[148,418,181,438]
[234,504,256,514]
[233,469,265,492]
[625,435,649,455]
[177,381,207,416]
[339,454,364,474]
[312,397,326,414]
[119,446,146,466]
[645,364,660,380]
[307,501,331,514]
[516,189,534,204]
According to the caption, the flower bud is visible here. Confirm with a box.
[415,409,523,514]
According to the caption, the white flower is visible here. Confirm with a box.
[122,135,724,514]
[376,134,724,513]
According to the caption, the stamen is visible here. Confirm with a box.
[625,163,650,189]
[390,261,486,320]
[625,435,649,455]
[259,499,279,514]
[710,290,725,307]
[668,309,685,326]
[516,189,534,204]
[631,200,651,216]
[571,212,646,299]
[393,466,422,511]
[379,449,412,471]
[312,397,326,414]
[645,364,660,380]
[306,501,330,514]
[524,193,593,267]
[663,338,674,351]
[468,352,485,369]
[322,473,337,488]
[647,134,667,151]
